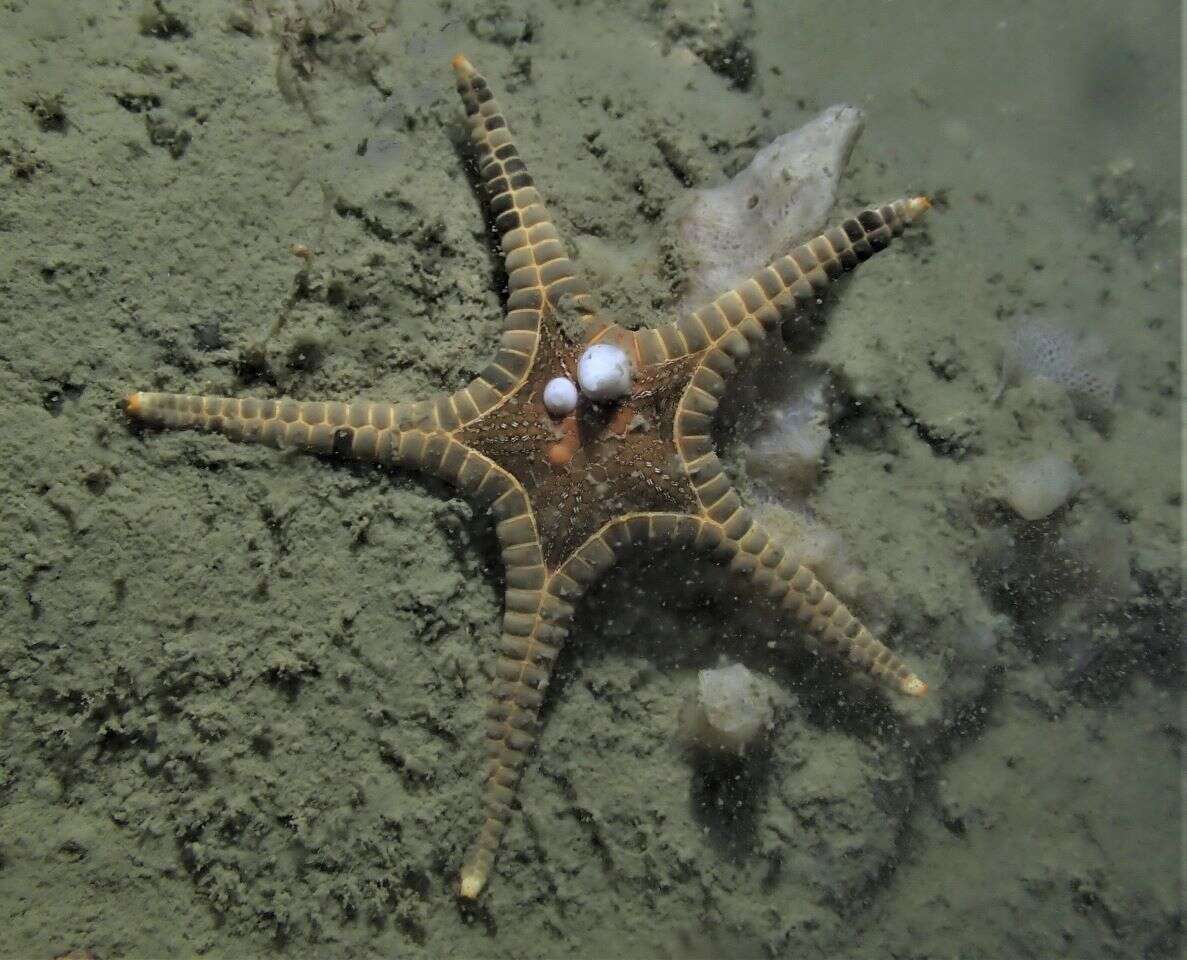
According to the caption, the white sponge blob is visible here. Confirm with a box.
[677,663,776,756]
[1001,454,1082,521]
[542,376,578,416]
[577,343,632,401]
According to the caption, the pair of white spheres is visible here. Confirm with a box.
[542,343,631,416]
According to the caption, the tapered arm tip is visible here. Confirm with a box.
[905,195,932,222]
[451,53,475,78]
[458,867,485,900]
[901,674,929,697]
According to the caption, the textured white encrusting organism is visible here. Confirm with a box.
[998,454,1082,521]
[998,317,1119,418]
[677,662,777,756]
[677,104,865,310]
[576,343,632,401]
[542,376,578,416]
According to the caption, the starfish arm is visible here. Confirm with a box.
[452,54,614,348]
[664,505,927,696]
[460,512,653,900]
[459,581,568,901]
[460,524,595,899]
[631,197,931,367]
[729,514,927,696]
[121,391,492,485]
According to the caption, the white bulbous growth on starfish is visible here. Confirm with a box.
[542,376,579,417]
[576,343,632,402]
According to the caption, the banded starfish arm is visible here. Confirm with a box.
[460,570,570,901]
[460,513,660,900]
[716,511,926,695]
[122,391,484,484]
[634,510,926,696]
[461,501,923,900]
[631,197,931,367]
[452,54,613,349]
[460,520,593,899]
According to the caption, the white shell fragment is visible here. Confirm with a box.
[542,376,579,416]
[576,343,632,401]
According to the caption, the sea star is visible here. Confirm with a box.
[124,54,931,900]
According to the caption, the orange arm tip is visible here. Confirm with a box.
[122,392,142,417]
[906,196,932,220]
[451,53,474,75]
[458,869,484,900]
[903,675,928,697]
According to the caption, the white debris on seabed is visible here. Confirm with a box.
[740,359,832,502]
[676,104,864,310]
[677,662,780,756]
[996,453,1082,521]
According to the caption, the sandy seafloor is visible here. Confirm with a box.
[0,0,1181,957]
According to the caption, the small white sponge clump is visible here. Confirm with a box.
[577,343,632,401]
[677,663,777,756]
[542,376,578,416]
[1000,454,1082,521]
